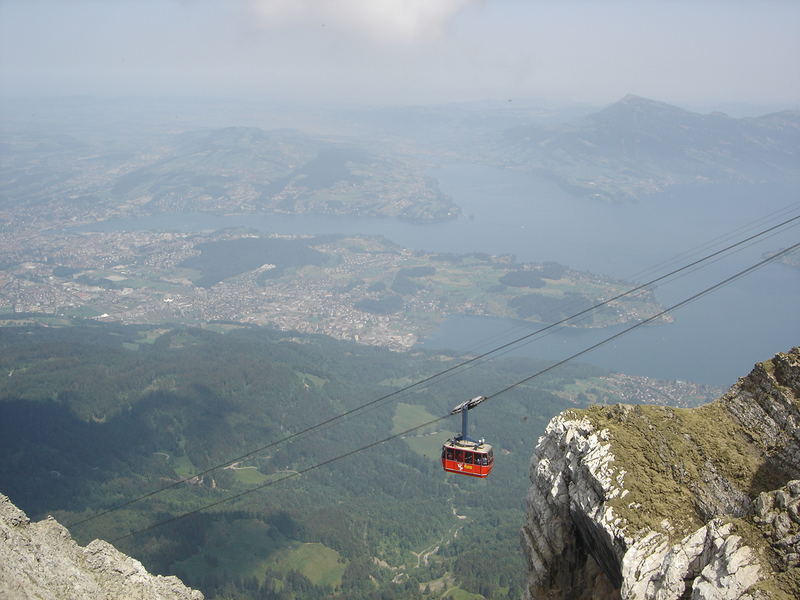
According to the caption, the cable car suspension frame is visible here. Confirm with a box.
[441,395,494,478]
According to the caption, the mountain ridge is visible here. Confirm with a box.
[497,95,800,201]
[522,346,800,599]
[0,492,203,600]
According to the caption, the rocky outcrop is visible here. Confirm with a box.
[0,493,202,600]
[522,347,800,600]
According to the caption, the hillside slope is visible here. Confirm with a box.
[499,95,800,201]
[522,347,800,599]
[0,125,458,228]
[0,493,202,600]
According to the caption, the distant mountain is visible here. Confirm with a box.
[498,95,800,201]
[109,126,459,222]
[1,126,459,226]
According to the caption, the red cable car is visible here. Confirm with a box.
[441,396,494,478]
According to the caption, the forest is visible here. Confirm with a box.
[0,317,615,599]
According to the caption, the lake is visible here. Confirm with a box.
[82,164,799,386]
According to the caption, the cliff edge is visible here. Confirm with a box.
[0,493,203,600]
[522,347,800,599]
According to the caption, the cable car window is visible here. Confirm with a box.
[464,452,473,464]
[446,449,454,460]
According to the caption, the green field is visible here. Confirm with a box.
[63,305,104,318]
[297,372,328,388]
[393,403,455,459]
[266,542,347,588]
[231,466,270,485]
[171,455,196,479]
[392,403,441,435]
[443,588,486,600]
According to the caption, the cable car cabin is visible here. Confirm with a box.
[441,438,494,478]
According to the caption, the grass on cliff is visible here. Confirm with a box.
[749,568,800,600]
[579,401,768,539]
[736,517,800,599]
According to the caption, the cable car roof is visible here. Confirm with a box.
[449,395,488,415]
[443,438,493,452]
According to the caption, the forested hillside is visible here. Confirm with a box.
[0,318,594,599]
[0,319,714,599]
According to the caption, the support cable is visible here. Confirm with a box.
[68,214,799,529]
[111,241,800,542]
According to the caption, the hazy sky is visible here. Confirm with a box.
[1,0,798,107]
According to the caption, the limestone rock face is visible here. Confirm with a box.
[522,347,800,600]
[0,493,203,600]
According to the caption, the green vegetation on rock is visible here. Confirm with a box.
[583,401,767,537]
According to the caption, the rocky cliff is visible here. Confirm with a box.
[522,347,800,599]
[0,493,202,600]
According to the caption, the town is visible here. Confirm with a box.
[0,227,667,352]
